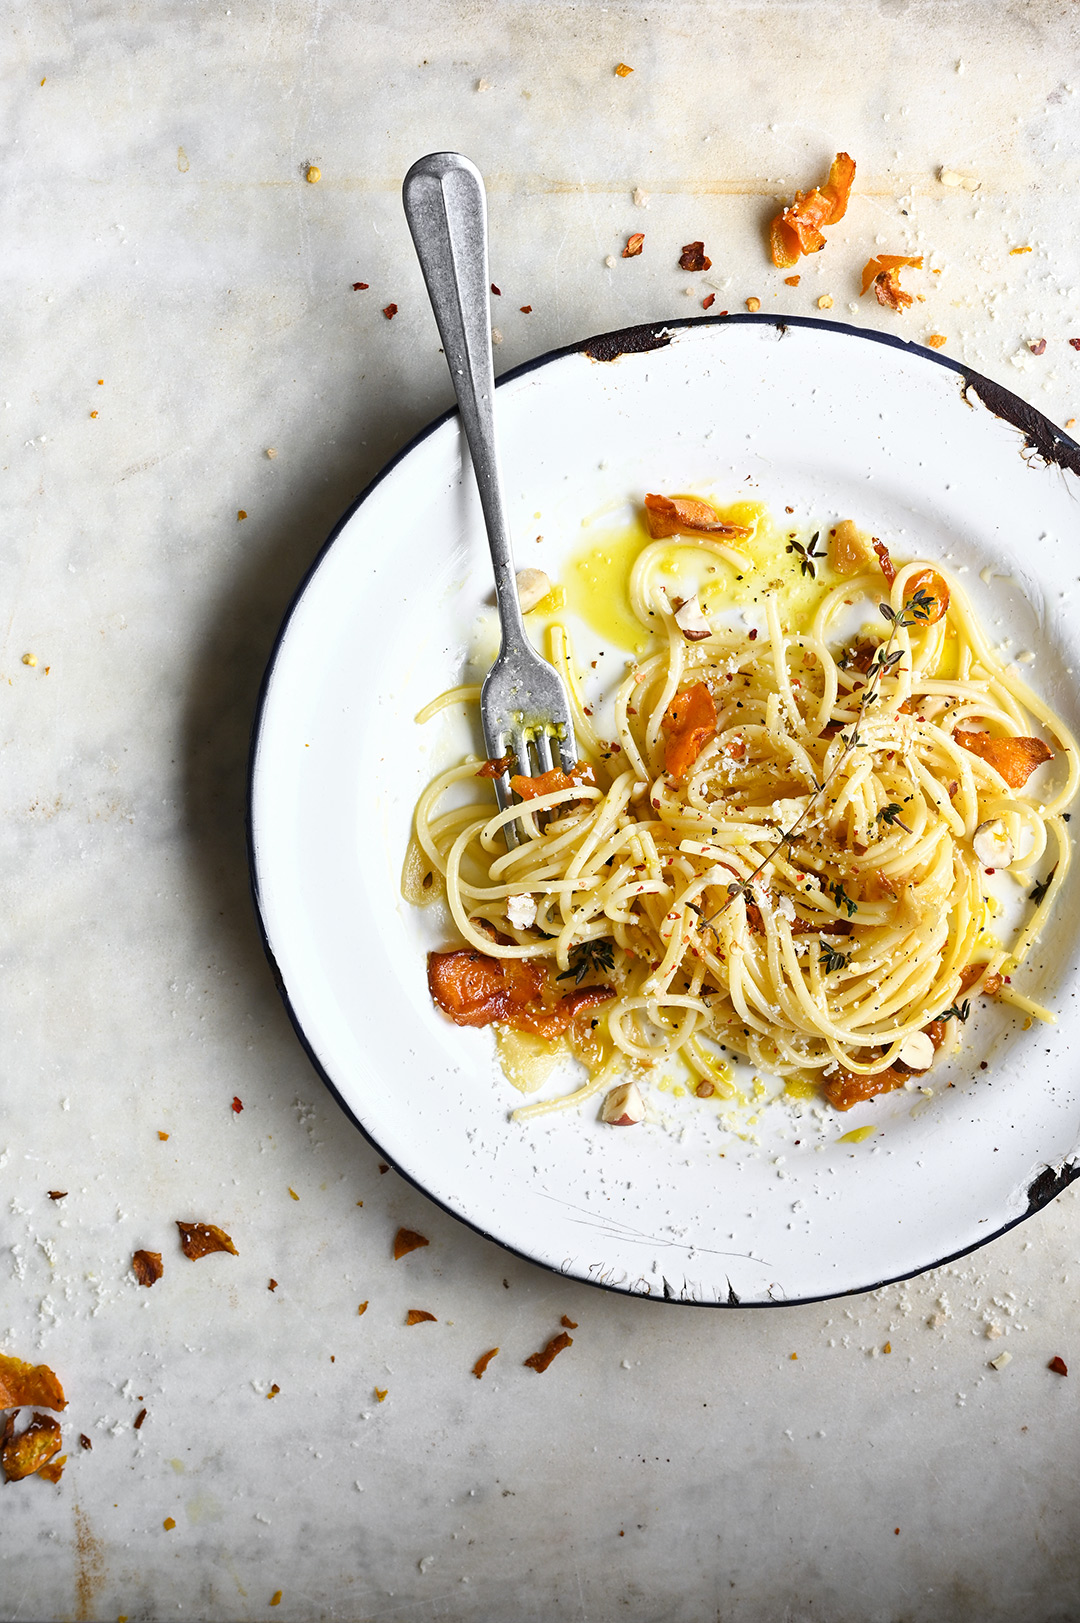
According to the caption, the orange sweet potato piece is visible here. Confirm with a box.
[643,493,753,540]
[904,568,949,624]
[427,949,613,1038]
[394,1228,430,1260]
[954,732,1053,788]
[822,1064,907,1111]
[662,682,717,779]
[0,1353,66,1412]
[958,963,1004,997]
[472,1347,499,1379]
[770,153,856,267]
[861,254,924,295]
[405,1309,436,1325]
[509,762,595,801]
[1,1412,63,1482]
[524,1330,573,1373]
[176,1221,237,1260]
[132,1249,163,1287]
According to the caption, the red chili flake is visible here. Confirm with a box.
[231,1096,243,1114]
[47,1191,66,1201]
[491,283,501,295]
[268,1278,278,1291]
[520,305,532,313]
[378,1163,389,1173]
[717,310,728,316]
[1028,338,1047,356]
[472,1347,499,1379]
[133,1408,147,1431]
[679,242,711,273]
[702,293,715,310]
[393,1227,429,1260]
[1070,339,1080,351]
[383,303,398,320]
[524,1330,573,1373]
[78,1434,92,1451]
[352,282,369,291]
[1049,1355,1068,1375]
[622,232,645,258]
[748,628,758,641]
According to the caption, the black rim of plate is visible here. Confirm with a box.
[245,312,1080,1308]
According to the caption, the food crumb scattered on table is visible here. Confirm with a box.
[394,1227,429,1260]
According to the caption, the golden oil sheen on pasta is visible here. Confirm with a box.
[560,501,838,653]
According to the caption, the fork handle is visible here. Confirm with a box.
[402,152,526,648]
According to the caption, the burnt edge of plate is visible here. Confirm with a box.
[961,373,1080,476]
[1026,1159,1080,1214]
[580,322,673,363]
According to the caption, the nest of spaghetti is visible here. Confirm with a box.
[410,536,1076,1119]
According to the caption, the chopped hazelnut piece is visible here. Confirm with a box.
[601,1080,645,1125]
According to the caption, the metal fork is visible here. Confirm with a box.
[402,151,578,845]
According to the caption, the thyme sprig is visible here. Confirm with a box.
[701,578,929,931]
[558,939,615,984]
[819,943,851,975]
[940,999,971,1023]
[877,802,912,833]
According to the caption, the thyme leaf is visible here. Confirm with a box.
[829,880,858,918]
[1029,866,1057,906]
[940,999,971,1024]
[819,943,851,975]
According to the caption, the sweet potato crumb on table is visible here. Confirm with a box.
[614,62,633,75]
[267,1384,280,1399]
[176,1220,237,1260]
[163,1518,176,1531]
[393,1227,430,1260]
[270,1595,283,1609]
[357,1300,368,1315]
[2,1412,64,1482]
[132,1249,163,1287]
[0,1352,66,1411]
[406,1309,437,1325]
[472,1347,499,1379]
[374,1387,387,1402]
[524,1330,573,1373]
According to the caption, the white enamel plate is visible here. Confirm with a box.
[249,317,1080,1305]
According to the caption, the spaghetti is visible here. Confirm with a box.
[407,506,1077,1119]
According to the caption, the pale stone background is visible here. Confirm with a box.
[3,2,1080,1619]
